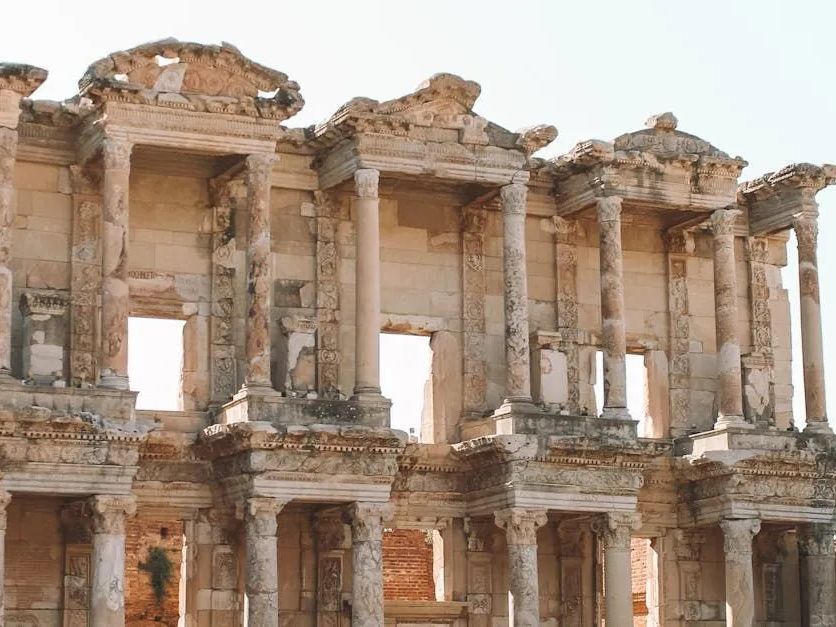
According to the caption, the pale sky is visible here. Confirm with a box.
[5,0,834,428]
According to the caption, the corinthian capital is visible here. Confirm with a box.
[793,216,818,260]
[500,182,527,215]
[348,502,393,542]
[494,508,547,546]
[0,489,11,532]
[710,207,741,236]
[720,518,760,556]
[797,523,836,557]
[102,138,133,171]
[593,512,641,550]
[244,497,286,537]
[354,168,380,199]
[596,196,623,223]
[86,495,137,535]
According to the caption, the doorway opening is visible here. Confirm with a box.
[128,317,186,410]
[380,333,432,439]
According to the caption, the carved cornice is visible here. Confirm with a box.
[0,63,48,97]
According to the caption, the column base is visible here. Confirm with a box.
[98,373,130,390]
[804,420,833,435]
[601,406,632,420]
[498,398,539,414]
[236,382,280,399]
[351,386,383,402]
[713,414,752,430]
[0,370,20,387]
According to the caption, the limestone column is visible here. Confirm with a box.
[349,502,392,627]
[243,154,277,389]
[719,518,760,627]
[0,129,18,380]
[494,508,547,627]
[0,490,10,623]
[501,182,532,403]
[711,208,746,428]
[797,523,836,627]
[244,497,285,627]
[88,495,137,627]
[99,138,133,389]
[794,217,831,433]
[352,169,382,398]
[594,512,641,626]
[597,196,630,418]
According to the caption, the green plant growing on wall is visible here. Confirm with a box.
[139,547,173,604]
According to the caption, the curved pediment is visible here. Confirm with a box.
[79,38,303,121]
[614,112,732,159]
[376,73,481,118]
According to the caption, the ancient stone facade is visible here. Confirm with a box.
[0,39,834,627]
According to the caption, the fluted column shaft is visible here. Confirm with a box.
[349,502,391,627]
[494,508,547,627]
[597,196,630,418]
[99,139,133,389]
[501,183,532,402]
[794,217,830,432]
[0,129,17,378]
[88,495,136,627]
[720,518,760,627]
[798,523,836,627]
[353,169,381,397]
[595,512,641,625]
[244,497,285,627]
[244,154,277,389]
[0,490,10,624]
[711,208,746,427]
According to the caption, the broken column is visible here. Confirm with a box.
[244,497,285,627]
[349,502,391,626]
[500,182,532,404]
[798,523,836,627]
[243,153,277,390]
[595,512,641,626]
[597,196,630,419]
[19,291,69,385]
[794,217,830,433]
[99,138,133,389]
[494,508,547,627]
[720,518,760,627]
[88,495,137,627]
[353,169,382,399]
[711,208,746,428]
[0,64,47,380]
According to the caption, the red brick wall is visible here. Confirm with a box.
[382,529,435,601]
[125,518,184,626]
[631,537,649,624]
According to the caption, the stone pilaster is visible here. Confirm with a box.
[352,169,382,398]
[554,216,581,414]
[794,217,830,433]
[461,205,488,418]
[597,196,630,418]
[798,523,836,627]
[314,191,342,398]
[69,166,102,387]
[0,128,18,379]
[743,236,775,427]
[349,502,392,627]
[0,490,10,624]
[711,208,746,428]
[494,508,547,627]
[594,512,641,626]
[719,518,760,627]
[87,495,137,627]
[315,508,348,627]
[99,138,133,390]
[243,153,277,389]
[500,182,532,403]
[244,497,285,627]
[666,230,695,437]
[209,179,239,402]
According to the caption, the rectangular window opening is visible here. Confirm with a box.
[128,317,186,411]
[593,350,648,431]
[380,333,432,441]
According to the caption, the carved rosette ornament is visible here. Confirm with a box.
[596,196,629,417]
[500,182,532,402]
[243,153,277,389]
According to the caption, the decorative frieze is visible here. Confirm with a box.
[461,205,488,419]
[554,216,580,413]
[314,191,342,398]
